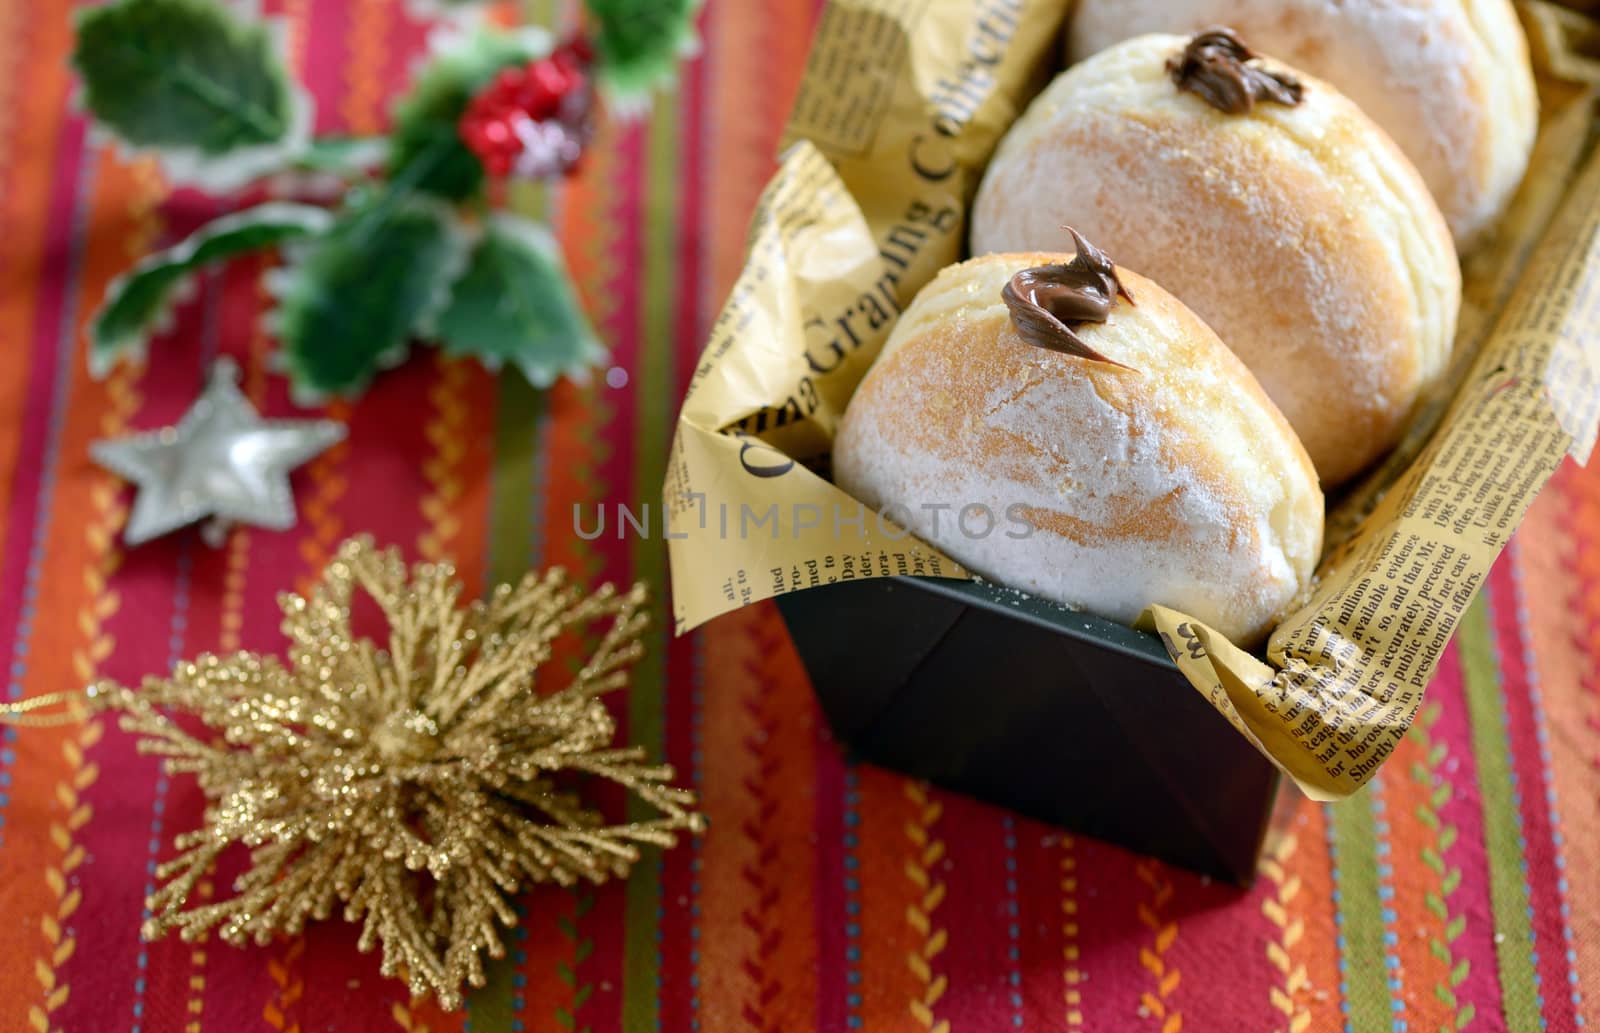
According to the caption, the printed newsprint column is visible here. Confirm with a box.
[1149,137,1600,800]
[663,146,967,634]
[665,0,1067,633]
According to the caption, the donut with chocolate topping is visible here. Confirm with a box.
[1068,0,1537,246]
[971,31,1460,486]
[834,249,1323,645]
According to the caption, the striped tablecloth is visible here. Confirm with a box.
[0,2,1595,1030]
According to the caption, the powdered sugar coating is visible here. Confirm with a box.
[970,33,1461,486]
[1068,0,1536,246]
[834,253,1324,645]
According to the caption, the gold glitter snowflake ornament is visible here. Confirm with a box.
[91,536,704,1009]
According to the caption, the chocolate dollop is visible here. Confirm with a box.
[1166,28,1304,115]
[1001,229,1134,366]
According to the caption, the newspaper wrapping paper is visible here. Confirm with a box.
[665,0,1600,799]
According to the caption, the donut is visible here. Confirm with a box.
[833,244,1324,645]
[970,30,1462,485]
[1068,0,1537,246]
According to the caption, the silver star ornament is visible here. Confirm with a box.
[90,358,346,547]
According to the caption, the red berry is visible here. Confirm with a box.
[458,37,597,182]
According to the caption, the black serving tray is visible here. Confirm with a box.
[775,575,1279,884]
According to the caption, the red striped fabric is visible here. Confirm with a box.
[0,3,1595,1031]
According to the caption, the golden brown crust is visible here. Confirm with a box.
[971,34,1460,485]
[1067,0,1538,245]
[835,252,1324,644]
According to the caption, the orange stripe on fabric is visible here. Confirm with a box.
[417,354,473,565]
[707,0,779,302]
[516,889,577,1033]
[8,147,161,1033]
[754,602,822,1028]
[549,112,621,592]
[0,5,74,551]
[283,0,312,75]
[340,0,390,136]
[701,0,817,300]
[417,353,496,591]
[771,0,816,129]
[694,601,820,1032]
[0,0,25,174]
[690,605,767,1031]
[1259,820,1311,1033]
[1277,799,1341,1031]
[852,763,925,1033]
[1522,463,1600,1027]
[27,347,136,1030]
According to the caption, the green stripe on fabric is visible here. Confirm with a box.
[621,74,682,1033]
[1328,790,1392,1033]
[486,373,546,585]
[468,5,557,1020]
[465,919,524,1033]
[1459,594,1542,1028]
[466,281,550,1033]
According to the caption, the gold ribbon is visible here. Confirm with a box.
[0,689,95,727]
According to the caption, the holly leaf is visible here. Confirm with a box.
[273,198,469,401]
[293,136,391,177]
[72,0,310,190]
[586,0,702,107]
[388,25,552,201]
[403,0,486,17]
[434,214,605,388]
[91,203,334,378]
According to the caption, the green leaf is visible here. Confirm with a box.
[586,0,701,105]
[434,213,604,388]
[292,136,390,177]
[90,203,333,378]
[404,0,485,14]
[274,198,469,400]
[388,26,552,201]
[73,0,307,189]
